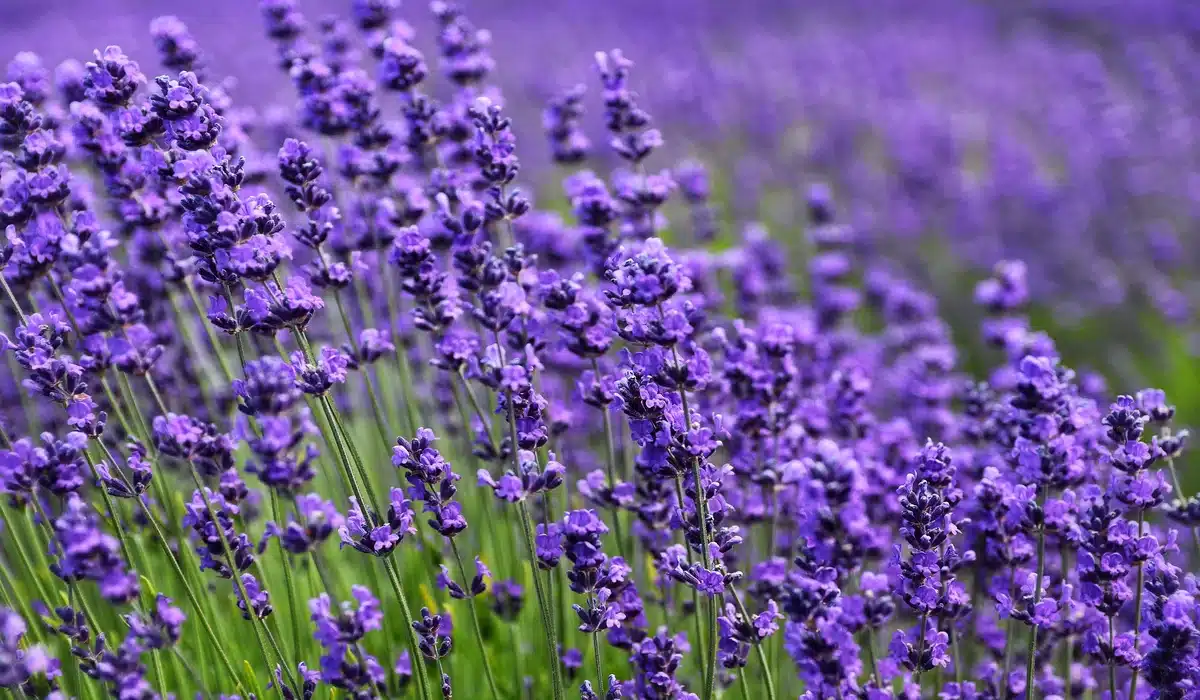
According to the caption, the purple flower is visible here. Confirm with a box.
[394,428,467,538]
[1141,571,1197,699]
[310,585,386,696]
[543,84,589,165]
[234,357,301,417]
[125,593,186,650]
[491,579,525,621]
[887,626,949,674]
[282,494,343,554]
[412,606,452,660]
[339,488,415,557]
[0,607,61,689]
[559,646,584,680]
[310,585,382,648]
[477,450,563,503]
[630,628,697,700]
[84,46,144,110]
[51,493,139,604]
[182,488,256,579]
[235,574,273,621]
[604,239,683,309]
[535,522,564,570]
[95,442,153,500]
[291,346,350,396]
[436,559,487,602]
[246,414,318,493]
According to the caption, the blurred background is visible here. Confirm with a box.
[5,0,1200,404]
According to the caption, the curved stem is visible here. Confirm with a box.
[728,584,777,700]
[449,539,503,700]
[321,394,384,516]
[517,501,564,700]
[333,290,395,449]
[183,278,236,385]
[591,359,628,562]
[4,506,59,621]
[457,369,497,448]
[381,264,419,436]
[270,490,303,664]
[315,395,376,518]
[185,465,295,696]
[0,274,28,323]
[382,556,434,700]
[1163,454,1200,560]
[91,444,245,692]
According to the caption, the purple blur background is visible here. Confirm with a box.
[6,0,1200,329]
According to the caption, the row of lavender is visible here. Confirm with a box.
[4,0,1199,326]
[0,1,1198,699]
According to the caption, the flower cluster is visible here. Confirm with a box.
[0,6,1196,700]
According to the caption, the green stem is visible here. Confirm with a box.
[859,628,881,687]
[185,465,294,696]
[1106,616,1118,700]
[449,539,502,700]
[951,627,964,686]
[164,288,222,417]
[1127,507,1147,700]
[508,624,523,699]
[270,490,303,664]
[315,394,377,518]
[382,557,434,700]
[97,377,137,450]
[173,646,210,697]
[672,475,710,684]
[1001,565,1017,698]
[2,508,56,633]
[151,649,169,700]
[1163,454,1200,560]
[591,613,605,698]
[90,439,240,694]
[380,264,419,435]
[307,548,336,595]
[1024,485,1049,700]
[321,393,384,517]
[333,290,395,448]
[914,611,931,691]
[591,359,628,562]
[517,501,564,700]
[0,556,41,644]
[457,369,497,448]
[737,668,750,700]
[667,340,717,700]
[260,620,296,697]
[183,278,236,384]
[728,585,777,700]
[0,274,28,323]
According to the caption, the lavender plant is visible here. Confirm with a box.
[0,4,1197,700]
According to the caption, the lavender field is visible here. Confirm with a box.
[0,2,1198,699]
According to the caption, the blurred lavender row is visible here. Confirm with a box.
[3,0,1198,324]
